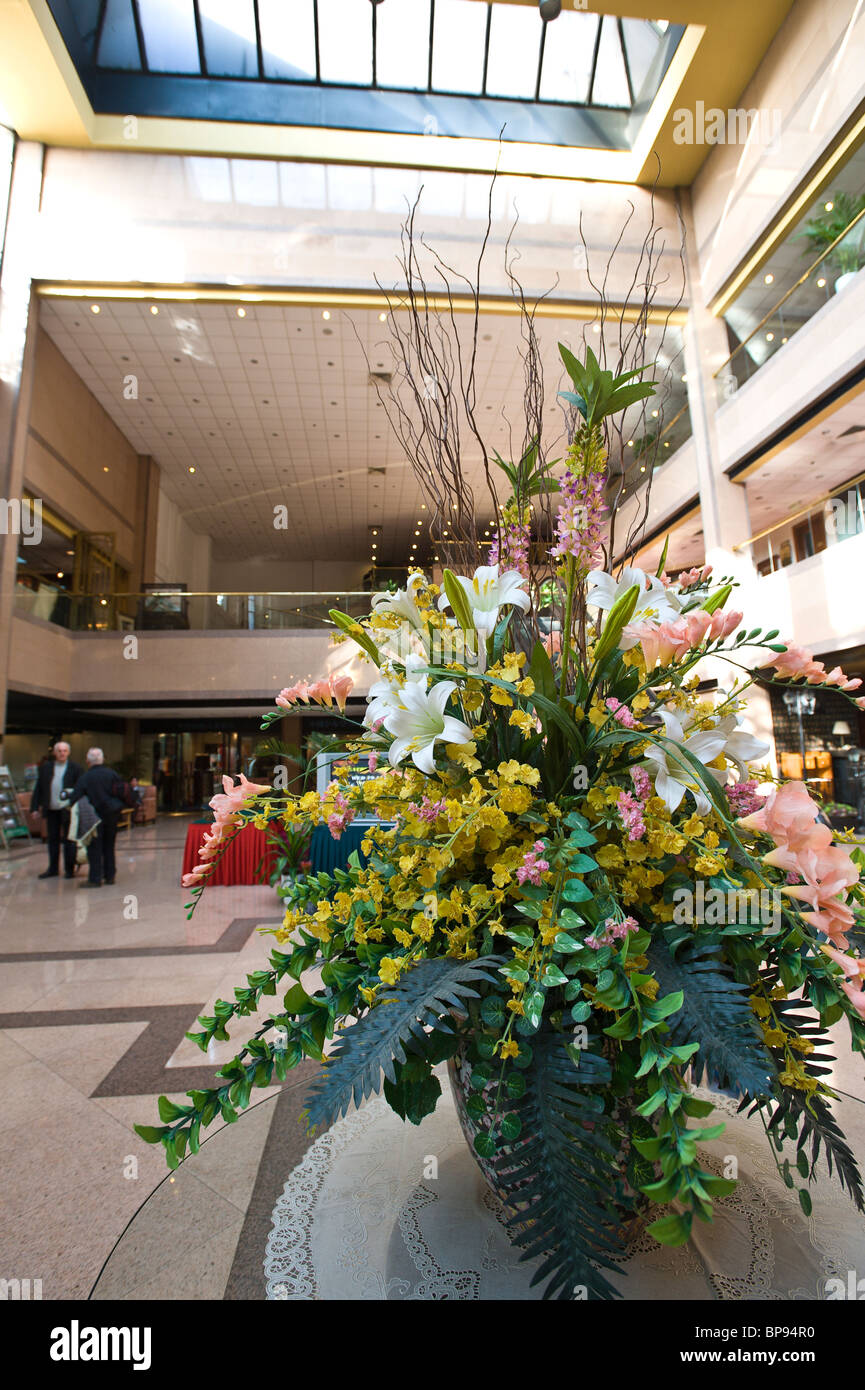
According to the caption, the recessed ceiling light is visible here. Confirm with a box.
[90,304,100,314]
[188,466,195,473]
[651,410,659,418]
[378,312,387,322]
[236,307,246,318]
[764,273,774,285]
[103,466,109,472]
[766,332,774,341]
[322,310,331,321]
[56,571,64,579]
[825,201,834,212]
[627,439,634,447]
[816,278,826,289]
[150,305,159,315]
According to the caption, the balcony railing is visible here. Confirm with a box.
[714,190,865,402]
[735,475,865,574]
[14,588,375,632]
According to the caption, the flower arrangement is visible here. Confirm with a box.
[137,343,865,1301]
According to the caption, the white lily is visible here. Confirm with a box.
[643,708,728,815]
[384,681,474,775]
[370,572,428,630]
[437,564,530,638]
[711,714,770,779]
[587,565,680,649]
[364,655,428,728]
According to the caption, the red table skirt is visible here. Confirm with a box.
[181,822,277,887]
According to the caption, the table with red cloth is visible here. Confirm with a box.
[181,821,277,886]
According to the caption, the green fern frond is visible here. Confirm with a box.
[303,955,504,1131]
[488,1030,627,1301]
[648,940,773,1096]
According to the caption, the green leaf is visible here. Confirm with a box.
[304,956,505,1129]
[562,877,593,903]
[647,1212,692,1247]
[157,1096,188,1123]
[481,995,506,1026]
[474,1131,498,1159]
[799,1187,813,1217]
[500,1112,522,1142]
[133,1124,169,1144]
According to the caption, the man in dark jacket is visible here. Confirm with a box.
[30,741,83,879]
[67,748,124,888]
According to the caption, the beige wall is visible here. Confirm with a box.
[7,615,372,703]
[155,486,211,591]
[691,0,865,302]
[209,557,368,594]
[24,326,141,570]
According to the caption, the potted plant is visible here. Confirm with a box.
[140,343,865,1299]
[797,190,865,293]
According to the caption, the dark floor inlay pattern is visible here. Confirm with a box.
[0,916,281,963]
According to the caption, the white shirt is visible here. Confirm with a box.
[49,762,67,810]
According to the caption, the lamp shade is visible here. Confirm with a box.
[833,721,852,737]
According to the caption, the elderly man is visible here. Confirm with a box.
[31,741,83,879]
[67,748,124,888]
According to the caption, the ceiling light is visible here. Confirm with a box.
[627,439,634,447]
[371,543,377,549]
[782,336,788,344]
[56,571,64,579]
[764,273,774,285]
[378,313,387,322]
[640,465,646,473]
[680,375,687,383]
[236,307,246,318]
[766,332,774,341]
[825,201,834,212]
[103,466,109,472]
[816,278,826,288]
[651,410,659,418]
[188,466,195,473]
[150,305,159,315]
[322,310,331,321]
[66,549,74,556]
[414,529,420,536]
[90,304,100,314]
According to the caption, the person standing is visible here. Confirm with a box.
[67,748,124,888]
[30,741,83,879]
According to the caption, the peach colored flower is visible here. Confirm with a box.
[276,682,309,707]
[822,945,865,1017]
[738,780,822,850]
[306,678,333,707]
[330,673,354,712]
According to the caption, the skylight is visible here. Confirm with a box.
[47,1,685,149]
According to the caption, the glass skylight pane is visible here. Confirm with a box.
[138,0,200,73]
[259,0,316,81]
[432,0,487,95]
[539,10,599,103]
[199,0,258,77]
[377,0,431,91]
[485,4,543,100]
[97,0,141,70]
[318,0,373,86]
[620,19,662,99]
[591,15,630,108]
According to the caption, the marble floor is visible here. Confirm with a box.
[0,817,312,1300]
[2,817,865,1301]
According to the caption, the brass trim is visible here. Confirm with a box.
[712,205,865,378]
[34,281,689,326]
[708,103,865,318]
[733,466,865,551]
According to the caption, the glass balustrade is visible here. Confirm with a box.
[13,588,374,632]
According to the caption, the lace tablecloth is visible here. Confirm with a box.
[264,1079,865,1300]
